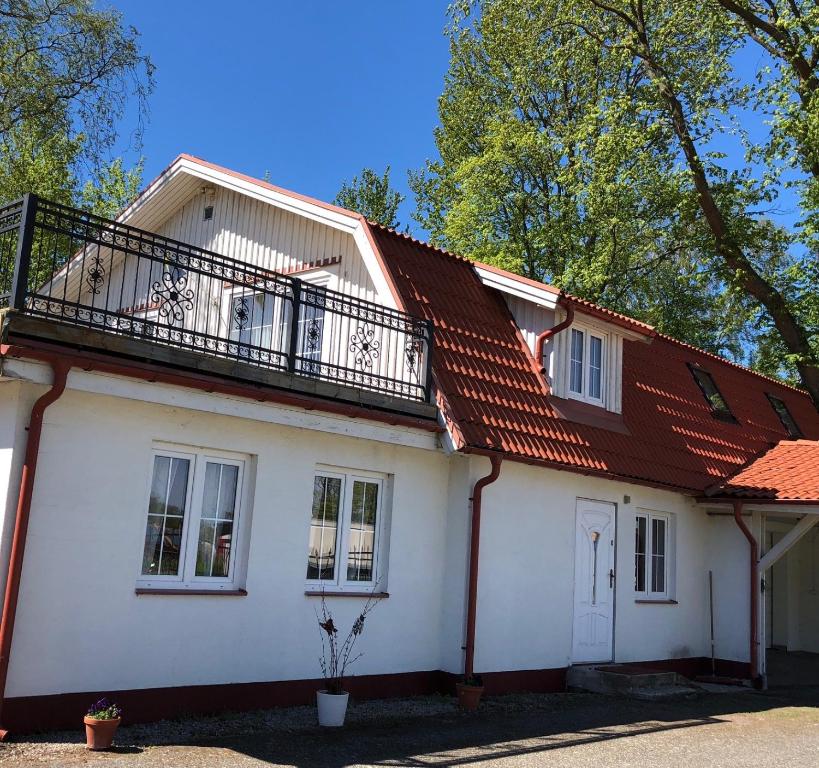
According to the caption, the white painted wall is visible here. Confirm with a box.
[796,530,819,652]
[5,382,450,698]
[0,368,757,699]
[466,458,749,674]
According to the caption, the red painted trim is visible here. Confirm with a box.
[0,341,441,435]
[359,220,408,313]
[699,495,819,505]
[462,445,697,496]
[464,454,503,680]
[535,298,574,375]
[2,670,449,734]
[732,500,761,686]
[2,656,749,733]
[0,361,70,740]
[304,591,389,599]
[134,588,247,597]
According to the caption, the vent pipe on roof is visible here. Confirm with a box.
[535,298,574,377]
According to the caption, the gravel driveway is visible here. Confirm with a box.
[1,687,817,767]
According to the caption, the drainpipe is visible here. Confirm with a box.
[732,500,760,686]
[0,360,70,740]
[534,298,574,375]
[464,454,503,681]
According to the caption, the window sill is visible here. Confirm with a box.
[304,590,389,599]
[135,588,248,597]
[634,598,678,605]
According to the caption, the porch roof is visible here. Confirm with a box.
[704,440,819,502]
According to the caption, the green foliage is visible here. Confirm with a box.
[413,0,818,389]
[0,0,152,210]
[334,166,404,229]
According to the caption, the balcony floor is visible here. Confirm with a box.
[0,310,438,421]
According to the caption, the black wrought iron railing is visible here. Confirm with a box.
[0,194,434,402]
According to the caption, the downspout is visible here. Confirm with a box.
[464,454,503,681]
[732,500,760,686]
[534,298,575,375]
[0,360,70,739]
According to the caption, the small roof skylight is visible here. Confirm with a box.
[766,393,802,438]
[688,364,737,423]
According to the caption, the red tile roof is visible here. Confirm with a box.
[706,440,819,501]
[370,225,819,494]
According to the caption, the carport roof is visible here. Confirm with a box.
[705,440,819,502]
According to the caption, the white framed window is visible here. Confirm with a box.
[227,289,276,350]
[305,467,388,591]
[567,326,605,404]
[138,445,251,591]
[634,510,674,599]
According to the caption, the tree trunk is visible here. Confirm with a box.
[637,35,819,409]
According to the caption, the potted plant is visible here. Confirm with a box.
[315,592,378,727]
[83,697,122,750]
[456,675,484,711]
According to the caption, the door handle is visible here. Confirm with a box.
[609,569,615,588]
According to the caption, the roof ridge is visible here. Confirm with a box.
[371,223,806,393]
[656,332,809,397]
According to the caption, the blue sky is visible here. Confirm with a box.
[113,1,451,230]
[111,2,802,242]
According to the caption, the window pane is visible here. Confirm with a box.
[634,516,647,592]
[570,329,584,394]
[347,481,379,582]
[690,366,732,417]
[306,475,341,580]
[768,394,802,438]
[651,518,667,594]
[196,462,240,578]
[142,456,189,576]
[589,336,602,399]
[231,293,274,349]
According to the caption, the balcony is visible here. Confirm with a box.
[0,195,435,417]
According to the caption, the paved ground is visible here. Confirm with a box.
[1,686,817,767]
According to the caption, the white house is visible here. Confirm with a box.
[0,154,817,733]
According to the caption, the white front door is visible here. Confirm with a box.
[572,498,616,663]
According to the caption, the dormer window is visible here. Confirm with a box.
[568,327,605,404]
[766,393,802,438]
[688,364,737,423]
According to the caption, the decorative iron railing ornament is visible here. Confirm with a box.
[2,194,434,403]
[151,268,194,324]
[405,338,423,373]
[232,296,251,331]
[85,253,106,295]
[304,318,322,353]
[349,324,380,369]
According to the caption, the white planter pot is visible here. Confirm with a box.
[316,690,349,727]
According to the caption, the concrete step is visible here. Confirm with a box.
[567,663,698,699]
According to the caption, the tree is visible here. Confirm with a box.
[0,0,153,209]
[334,166,404,229]
[412,0,819,406]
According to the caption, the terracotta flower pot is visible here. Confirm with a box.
[83,716,120,750]
[456,682,484,711]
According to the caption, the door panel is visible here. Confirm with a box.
[572,499,616,663]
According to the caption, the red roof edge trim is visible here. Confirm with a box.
[461,445,700,496]
[696,496,819,506]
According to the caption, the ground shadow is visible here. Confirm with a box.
[195,686,819,767]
